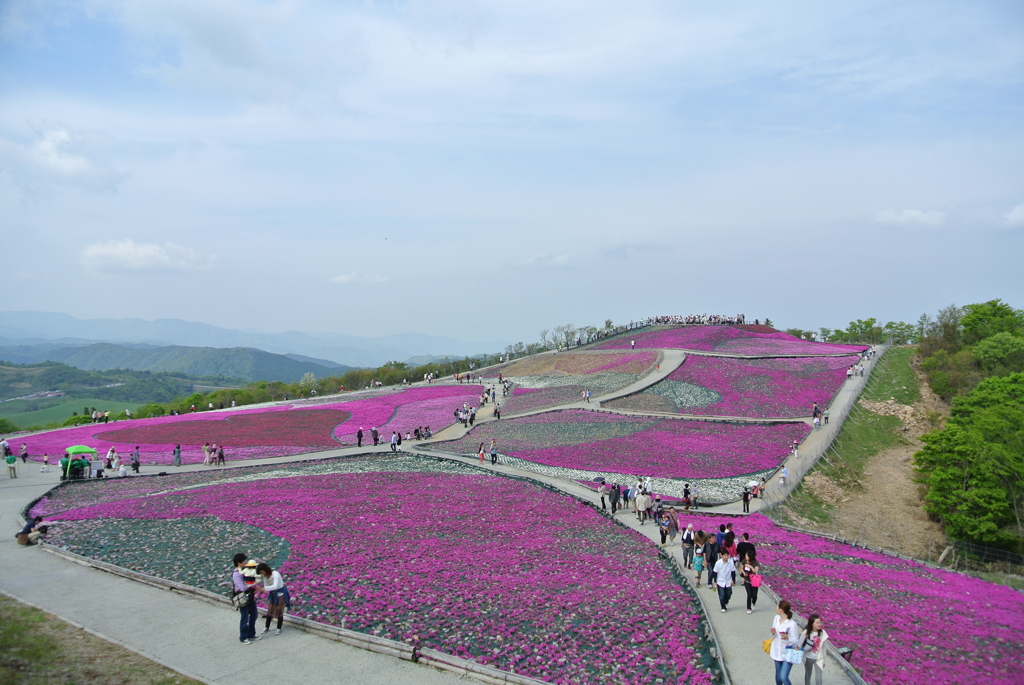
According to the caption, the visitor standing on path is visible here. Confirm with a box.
[357,428,363,447]
[489,439,498,465]
[609,482,620,512]
[800,614,830,685]
[770,600,800,685]
[131,446,140,474]
[6,451,17,478]
[478,443,486,464]
[231,554,260,644]
[371,427,379,446]
[390,432,398,452]
[257,563,290,635]
[780,466,788,485]
[172,444,182,467]
[742,488,751,513]
[19,444,28,464]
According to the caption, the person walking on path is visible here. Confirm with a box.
[390,432,399,452]
[770,600,800,685]
[6,451,17,478]
[172,444,181,467]
[19,444,28,464]
[681,523,695,568]
[371,427,379,446]
[478,443,486,464]
[800,614,830,685]
[609,482,620,513]
[231,554,260,644]
[742,488,751,513]
[131,447,140,474]
[356,427,364,448]
[257,563,290,635]
[692,531,707,587]
[598,481,610,510]
[713,548,736,612]
[740,551,761,614]
[780,466,788,485]
[666,507,679,546]
[489,439,498,465]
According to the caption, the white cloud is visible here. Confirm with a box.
[81,240,215,271]
[329,272,389,284]
[873,209,945,227]
[525,253,570,268]
[1004,202,1024,227]
[600,241,665,258]
[0,127,127,192]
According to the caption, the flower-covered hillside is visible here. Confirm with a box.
[595,326,867,356]
[435,409,808,480]
[21,385,481,465]
[676,513,1024,685]
[43,456,717,685]
[605,355,855,418]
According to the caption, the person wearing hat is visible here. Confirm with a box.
[232,554,261,644]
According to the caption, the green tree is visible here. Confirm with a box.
[914,373,1024,551]
[882,321,917,345]
[0,418,19,433]
[961,299,1024,346]
[973,331,1024,375]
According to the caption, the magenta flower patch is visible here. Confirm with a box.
[606,355,855,418]
[595,326,867,356]
[20,385,482,465]
[45,462,717,685]
[676,513,1024,685]
[437,409,808,479]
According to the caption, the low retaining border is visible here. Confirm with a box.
[38,543,553,684]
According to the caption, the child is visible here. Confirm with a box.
[41,454,50,473]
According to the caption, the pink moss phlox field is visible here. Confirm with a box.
[676,513,1024,685]
[441,409,809,479]
[595,326,867,356]
[611,355,856,418]
[503,387,585,415]
[50,471,715,685]
[328,385,484,440]
[21,386,481,465]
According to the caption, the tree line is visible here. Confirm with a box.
[912,299,1024,553]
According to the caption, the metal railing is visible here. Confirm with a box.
[759,344,889,511]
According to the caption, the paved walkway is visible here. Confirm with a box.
[0,459,465,685]
[0,344,878,685]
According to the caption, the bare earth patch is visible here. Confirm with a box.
[792,361,951,560]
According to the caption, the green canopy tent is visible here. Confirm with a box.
[64,445,97,478]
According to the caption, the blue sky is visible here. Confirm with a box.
[1,0,1022,344]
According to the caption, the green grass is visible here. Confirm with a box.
[861,346,921,405]
[774,346,915,526]
[0,397,140,429]
[0,595,201,684]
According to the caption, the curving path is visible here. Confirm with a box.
[1,339,877,685]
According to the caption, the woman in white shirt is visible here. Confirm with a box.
[256,563,290,635]
[770,600,800,685]
[800,614,829,685]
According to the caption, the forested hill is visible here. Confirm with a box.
[0,343,354,383]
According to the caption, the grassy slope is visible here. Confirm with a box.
[773,346,918,526]
[0,595,201,685]
[0,397,140,428]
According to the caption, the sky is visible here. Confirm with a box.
[1,0,1022,345]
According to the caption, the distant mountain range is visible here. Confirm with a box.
[0,342,354,383]
[0,311,509,368]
